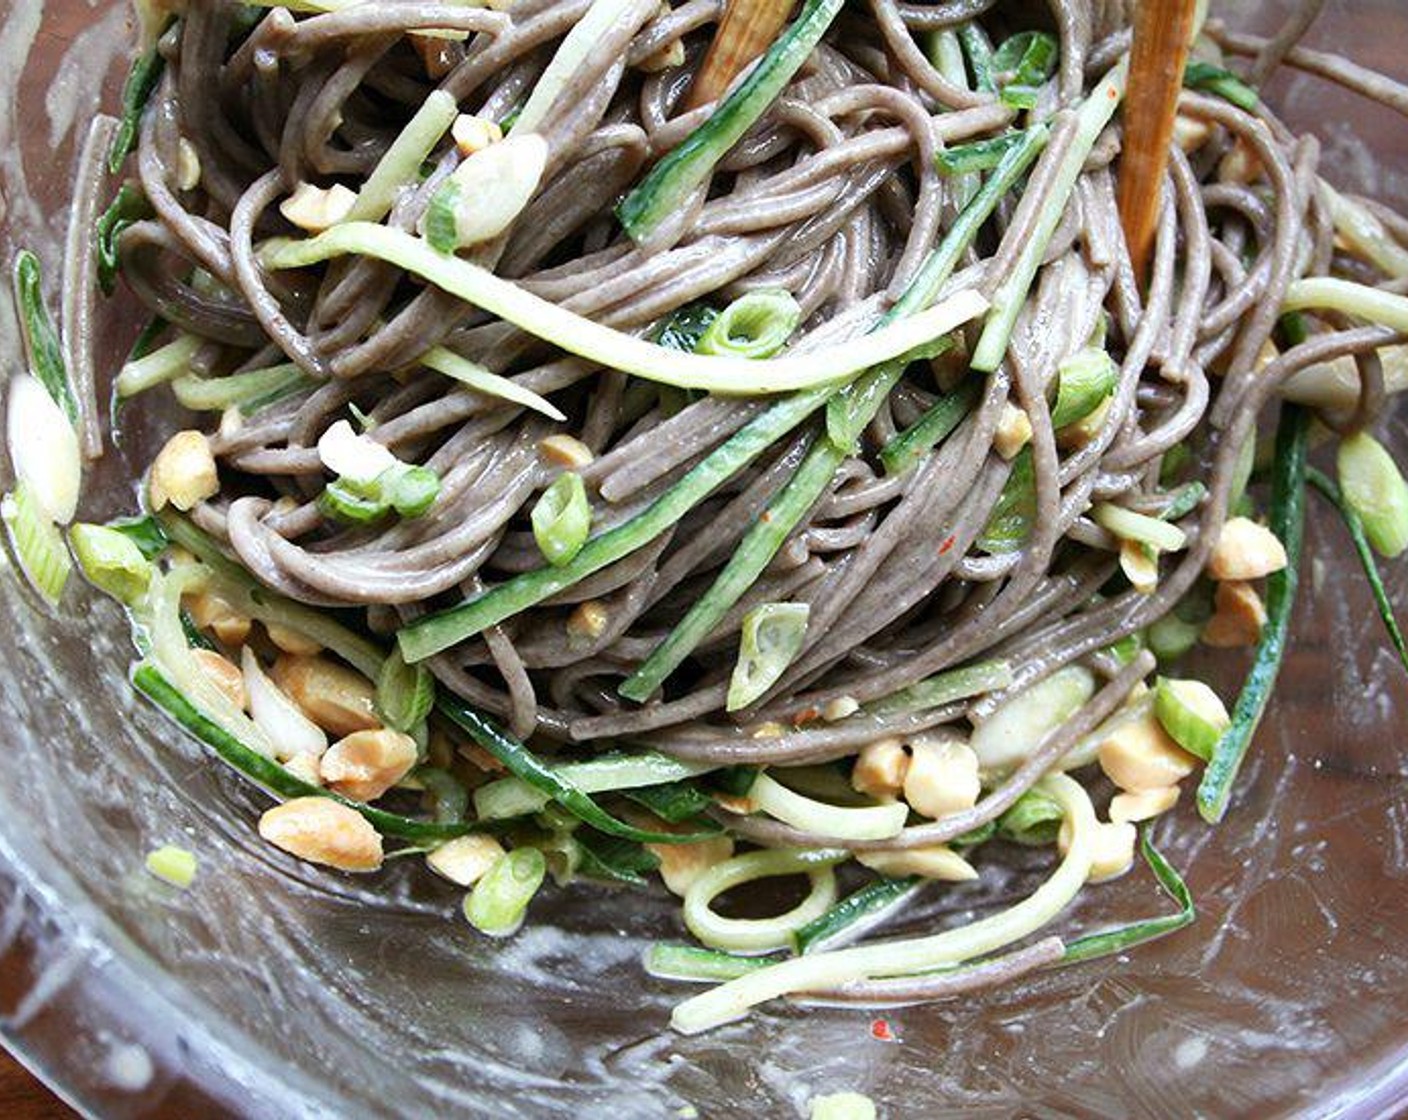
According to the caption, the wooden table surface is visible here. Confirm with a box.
[0,1047,77,1119]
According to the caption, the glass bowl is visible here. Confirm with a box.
[0,1,1406,1115]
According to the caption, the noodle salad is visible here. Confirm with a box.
[6,0,1408,1033]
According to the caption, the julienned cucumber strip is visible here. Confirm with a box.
[133,663,477,841]
[1060,830,1193,963]
[793,875,923,954]
[1196,406,1308,822]
[1306,467,1408,679]
[436,695,718,845]
[616,0,845,241]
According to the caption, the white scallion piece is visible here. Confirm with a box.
[7,374,80,525]
[316,419,400,486]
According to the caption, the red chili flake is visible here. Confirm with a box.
[791,707,821,728]
[937,533,957,555]
[870,1018,897,1043]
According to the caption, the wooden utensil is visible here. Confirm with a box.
[1117,0,1200,281]
[684,0,794,111]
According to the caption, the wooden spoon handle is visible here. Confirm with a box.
[684,0,794,111]
[1117,0,1199,281]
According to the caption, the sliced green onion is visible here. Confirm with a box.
[1336,431,1408,558]
[421,346,566,421]
[992,31,1059,91]
[972,64,1125,372]
[683,847,846,952]
[107,514,168,560]
[108,29,169,172]
[867,658,1015,717]
[1147,613,1201,663]
[793,875,923,954]
[976,446,1035,554]
[69,523,153,604]
[1154,677,1229,762]
[1050,348,1118,429]
[463,847,547,937]
[8,374,81,525]
[727,602,810,712]
[440,697,716,843]
[381,464,440,518]
[1092,502,1188,553]
[345,90,458,224]
[751,773,908,842]
[1060,830,1194,963]
[260,225,989,395]
[1182,60,1258,112]
[695,290,802,360]
[645,943,775,982]
[957,24,996,92]
[12,250,78,423]
[809,1093,877,1120]
[1159,481,1207,523]
[2,483,71,605]
[145,844,197,889]
[116,333,201,398]
[1198,405,1308,822]
[417,766,469,825]
[423,132,548,251]
[617,0,845,241]
[320,480,388,525]
[375,649,436,733]
[475,751,711,821]
[1307,466,1408,679]
[531,472,591,567]
[996,788,1064,846]
[95,184,153,295]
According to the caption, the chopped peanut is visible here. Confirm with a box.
[566,600,609,647]
[279,182,357,233]
[638,37,686,73]
[194,649,246,710]
[1218,136,1261,185]
[1060,817,1137,882]
[284,752,323,786]
[538,434,594,469]
[265,623,322,657]
[451,113,503,156]
[175,138,201,191]
[185,590,252,646]
[902,738,980,819]
[1097,712,1198,792]
[994,403,1033,460]
[457,740,506,775]
[1208,517,1288,581]
[1203,579,1267,648]
[1056,395,1112,451]
[851,738,909,801]
[1109,786,1180,824]
[319,729,417,802]
[858,845,978,881]
[822,696,859,722]
[259,797,382,871]
[1120,539,1159,594]
[270,654,380,737]
[646,835,735,896]
[149,431,218,512]
[427,834,506,887]
[1172,115,1212,153]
